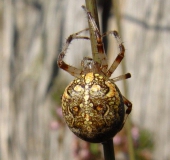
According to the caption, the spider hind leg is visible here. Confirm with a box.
[118,96,132,131]
[123,96,132,115]
[122,96,132,126]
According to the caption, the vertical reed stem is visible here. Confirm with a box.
[85,1,115,159]
[85,0,100,61]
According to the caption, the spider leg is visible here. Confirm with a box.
[111,73,131,82]
[123,96,132,115]
[123,96,132,124]
[57,28,90,77]
[118,96,132,130]
[102,31,125,77]
[82,6,108,73]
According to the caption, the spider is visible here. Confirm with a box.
[57,5,132,143]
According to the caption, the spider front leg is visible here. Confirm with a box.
[57,28,90,77]
[102,31,125,77]
[82,6,108,73]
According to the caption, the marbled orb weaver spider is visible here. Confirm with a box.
[57,5,132,143]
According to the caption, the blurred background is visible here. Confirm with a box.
[0,0,170,159]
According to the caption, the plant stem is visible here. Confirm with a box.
[85,0,99,61]
[102,139,115,160]
[85,1,115,160]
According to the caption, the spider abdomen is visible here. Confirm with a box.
[62,72,125,143]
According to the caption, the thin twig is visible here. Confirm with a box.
[85,1,115,160]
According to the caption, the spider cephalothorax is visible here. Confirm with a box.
[57,6,132,143]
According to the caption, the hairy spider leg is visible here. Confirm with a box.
[57,29,90,78]
[82,5,108,73]
[102,31,125,78]
[111,73,131,82]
